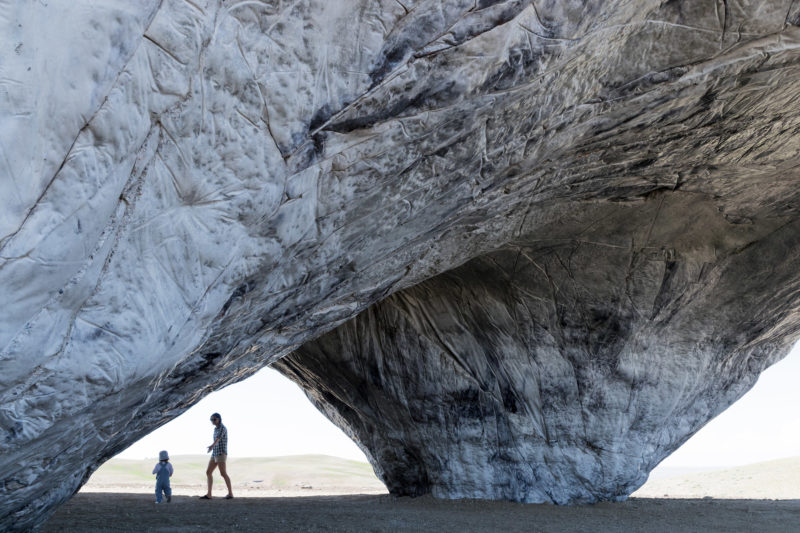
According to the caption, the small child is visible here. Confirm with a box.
[152,450,173,504]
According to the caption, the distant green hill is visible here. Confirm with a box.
[86,454,386,491]
[635,456,800,499]
[91,454,800,499]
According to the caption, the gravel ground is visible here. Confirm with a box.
[41,493,800,533]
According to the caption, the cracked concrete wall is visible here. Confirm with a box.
[2,0,800,529]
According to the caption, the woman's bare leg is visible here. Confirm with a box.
[205,458,218,497]
[218,461,233,497]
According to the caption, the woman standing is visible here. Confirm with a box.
[200,412,233,499]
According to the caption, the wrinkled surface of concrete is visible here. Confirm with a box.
[3,0,800,529]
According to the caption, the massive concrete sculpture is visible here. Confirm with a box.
[3,0,800,529]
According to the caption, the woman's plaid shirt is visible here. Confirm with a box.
[212,424,228,456]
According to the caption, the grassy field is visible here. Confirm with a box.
[84,454,387,493]
[634,456,800,499]
[86,453,800,499]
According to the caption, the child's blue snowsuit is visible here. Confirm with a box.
[153,461,172,503]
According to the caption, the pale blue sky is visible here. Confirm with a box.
[118,341,800,471]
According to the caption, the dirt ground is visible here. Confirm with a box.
[37,456,800,532]
[42,492,800,532]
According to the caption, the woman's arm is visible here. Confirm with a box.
[207,436,221,452]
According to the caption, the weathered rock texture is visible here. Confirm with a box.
[276,208,800,502]
[3,0,800,529]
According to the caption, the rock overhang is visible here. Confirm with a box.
[2,0,800,529]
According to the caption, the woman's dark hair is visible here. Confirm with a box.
[211,412,221,422]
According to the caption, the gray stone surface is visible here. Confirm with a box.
[276,207,800,502]
[2,0,800,529]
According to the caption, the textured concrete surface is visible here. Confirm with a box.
[3,0,800,529]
